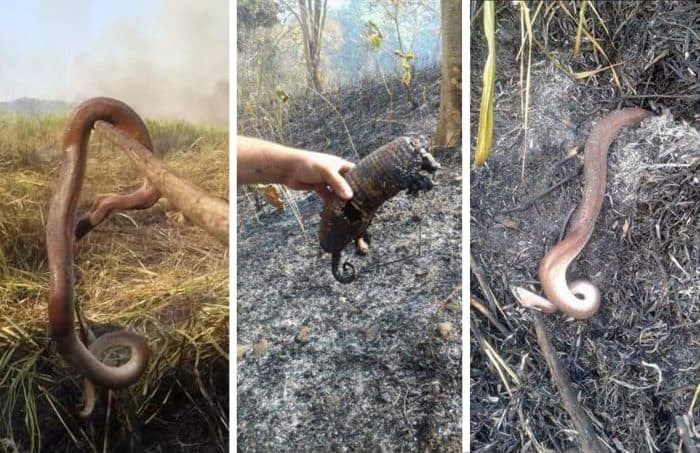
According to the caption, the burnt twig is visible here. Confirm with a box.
[532,312,606,453]
[500,163,583,214]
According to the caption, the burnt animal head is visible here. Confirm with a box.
[319,137,440,283]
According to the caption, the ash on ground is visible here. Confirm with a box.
[471,2,700,449]
[237,68,462,452]
[470,62,700,451]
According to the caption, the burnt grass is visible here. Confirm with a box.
[471,1,699,452]
[237,66,462,452]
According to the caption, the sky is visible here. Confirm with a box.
[327,0,349,8]
[0,0,228,125]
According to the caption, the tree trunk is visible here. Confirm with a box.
[434,0,462,147]
[297,0,326,91]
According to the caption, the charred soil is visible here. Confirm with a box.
[237,67,463,451]
[470,1,700,451]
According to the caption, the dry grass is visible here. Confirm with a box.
[471,0,698,169]
[0,112,229,451]
[473,0,495,168]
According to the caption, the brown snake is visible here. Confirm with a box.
[47,97,228,416]
[512,108,651,319]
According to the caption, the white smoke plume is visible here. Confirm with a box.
[0,0,228,126]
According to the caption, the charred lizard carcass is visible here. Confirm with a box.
[319,137,440,283]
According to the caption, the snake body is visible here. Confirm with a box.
[513,108,650,319]
[47,98,156,399]
[68,100,162,240]
[49,97,230,416]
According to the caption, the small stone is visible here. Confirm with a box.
[364,324,379,340]
[500,218,519,230]
[444,303,461,312]
[296,326,312,344]
[416,267,428,277]
[438,322,453,339]
[237,344,252,360]
[495,215,519,229]
[324,394,341,409]
[254,338,270,357]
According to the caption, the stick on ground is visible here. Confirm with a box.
[532,312,606,453]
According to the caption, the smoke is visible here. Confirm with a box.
[1,0,228,126]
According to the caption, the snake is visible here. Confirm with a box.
[46,97,157,414]
[512,108,651,319]
[49,96,229,416]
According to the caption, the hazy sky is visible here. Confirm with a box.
[327,0,349,8]
[0,0,228,125]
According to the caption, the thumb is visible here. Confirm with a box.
[322,168,353,200]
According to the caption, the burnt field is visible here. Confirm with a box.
[237,67,463,452]
[470,1,700,451]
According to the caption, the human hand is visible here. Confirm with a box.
[237,136,355,202]
[282,150,355,203]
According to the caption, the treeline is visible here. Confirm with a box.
[237,0,440,105]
